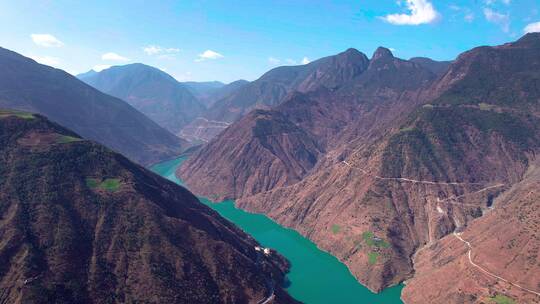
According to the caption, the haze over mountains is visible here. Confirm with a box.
[179,33,540,303]
[78,65,250,142]
[0,48,185,165]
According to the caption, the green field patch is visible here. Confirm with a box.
[331,224,341,234]
[86,177,122,192]
[362,231,390,248]
[368,252,379,265]
[488,295,515,304]
[85,178,99,188]
[0,109,35,119]
[56,135,82,144]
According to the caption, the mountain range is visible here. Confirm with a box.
[78,65,249,141]
[1,33,539,304]
[178,33,540,303]
[0,48,185,165]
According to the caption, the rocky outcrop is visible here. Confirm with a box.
[0,111,297,304]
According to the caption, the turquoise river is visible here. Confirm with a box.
[151,156,403,304]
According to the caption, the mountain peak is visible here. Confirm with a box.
[336,48,369,63]
[512,32,540,48]
[372,47,394,61]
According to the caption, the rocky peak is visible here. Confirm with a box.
[511,32,540,48]
[371,47,394,61]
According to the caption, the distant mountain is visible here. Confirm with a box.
[76,69,98,80]
[78,63,205,133]
[0,111,297,304]
[409,57,452,76]
[182,81,225,98]
[0,48,185,165]
[183,80,249,108]
[179,80,250,143]
[205,48,370,123]
[178,34,540,302]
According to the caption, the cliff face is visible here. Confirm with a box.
[0,111,297,304]
[177,34,540,298]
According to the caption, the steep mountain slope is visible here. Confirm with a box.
[180,47,439,201]
[402,159,540,304]
[0,110,296,304]
[178,34,540,297]
[183,80,249,108]
[204,48,370,123]
[79,64,205,133]
[180,109,322,200]
[0,48,185,165]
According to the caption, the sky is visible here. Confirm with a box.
[0,0,539,83]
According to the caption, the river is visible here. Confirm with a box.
[151,156,404,304]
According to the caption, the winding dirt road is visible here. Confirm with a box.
[453,232,540,297]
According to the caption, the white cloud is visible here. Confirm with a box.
[29,55,60,66]
[101,52,129,62]
[524,21,540,33]
[30,34,64,47]
[382,0,439,25]
[301,57,311,65]
[484,8,510,32]
[92,64,111,72]
[285,59,297,65]
[268,57,281,65]
[465,13,475,22]
[143,45,180,56]
[195,50,224,62]
[485,0,511,5]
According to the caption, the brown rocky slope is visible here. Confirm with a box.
[0,110,297,304]
[178,33,540,301]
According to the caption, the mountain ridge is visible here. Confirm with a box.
[0,47,185,165]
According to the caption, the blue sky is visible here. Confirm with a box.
[0,0,539,82]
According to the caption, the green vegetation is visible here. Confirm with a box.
[368,252,379,265]
[56,135,82,144]
[362,231,390,248]
[0,109,35,119]
[85,178,99,188]
[478,103,496,111]
[85,177,122,192]
[331,224,341,234]
[488,294,516,304]
[101,178,121,191]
